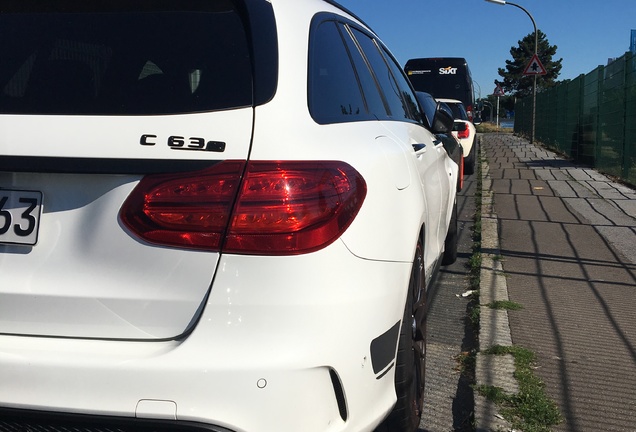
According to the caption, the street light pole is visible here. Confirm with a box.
[473,80,482,118]
[473,80,482,101]
[484,0,538,143]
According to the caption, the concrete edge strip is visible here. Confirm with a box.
[474,137,517,432]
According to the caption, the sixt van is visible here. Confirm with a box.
[404,57,475,122]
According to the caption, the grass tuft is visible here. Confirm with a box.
[455,350,476,374]
[486,300,523,311]
[475,122,513,134]
[479,345,562,432]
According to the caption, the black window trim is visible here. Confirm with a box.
[307,12,376,124]
[339,22,391,119]
[333,21,371,116]
[307,11,425,127]
[240,0,278,106]
[345,20,423,125]
[377,43,422,122]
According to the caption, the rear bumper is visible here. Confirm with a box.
[0,407,234,432]
[0,242,411,432]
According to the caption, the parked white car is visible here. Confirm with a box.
[0,1,459,431]
[437,98,478,175]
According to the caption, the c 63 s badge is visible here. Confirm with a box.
[140,134,226,153]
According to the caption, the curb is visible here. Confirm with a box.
[473,140,518,432]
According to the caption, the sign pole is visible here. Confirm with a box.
[522,54,547,141]
[532,73,537,142]
[493,83,505,130]
[496,96,500,130]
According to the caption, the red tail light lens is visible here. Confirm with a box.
[458,155,465,192]
[466,105,474,122]
[225,161,366,254]
[120,161,367,255]
[120,161,245,250]
[457,125,470,139]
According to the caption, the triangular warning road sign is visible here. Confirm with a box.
[523,54,547,76]
[493,84,505,97]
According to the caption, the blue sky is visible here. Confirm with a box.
[336,0,636,98]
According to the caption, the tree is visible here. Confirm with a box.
[497,29,562,98]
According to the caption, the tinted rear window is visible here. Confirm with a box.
[0,1,253,115]
[446,103,467,120]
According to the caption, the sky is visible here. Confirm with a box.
[335,0,636,99]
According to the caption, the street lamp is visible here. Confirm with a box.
[484,0,538,143]
[473,80,482,118]
[473,80,482,102]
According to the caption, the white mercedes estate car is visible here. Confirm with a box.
[0,1,459,431]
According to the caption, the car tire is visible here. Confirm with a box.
[463,138,477,175]
[378,241,426,432]
[442,200,458,265]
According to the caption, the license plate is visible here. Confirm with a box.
[0,189,43,246]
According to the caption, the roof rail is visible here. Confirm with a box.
[322,0,371,29]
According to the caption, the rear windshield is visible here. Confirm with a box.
[407,71,470,105]
[447,103,467,121]
[0,1,253,115]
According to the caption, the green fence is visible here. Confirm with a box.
[515,51,636,186]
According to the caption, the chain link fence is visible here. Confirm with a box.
[515,51,636,186]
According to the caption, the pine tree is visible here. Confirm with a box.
[497,29,562,98]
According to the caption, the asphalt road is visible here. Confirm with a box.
[419,170,478,432]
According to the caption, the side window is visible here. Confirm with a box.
[458,104,468,119]
[308,20,372,124]
[448,103,466,120]
[417,93,438,127]
[380,46,423,124]
[350,28,409,121]
[337,23,388,119]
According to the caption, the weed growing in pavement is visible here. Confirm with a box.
[467,156,483,328]
[477,345,562,432]
[450,144,486,431]
[454,350,476,375]
[487,300,523,310]
[468,302,481,329]
[468,252,482,291]
[469,153,483,292]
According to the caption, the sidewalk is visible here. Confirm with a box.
[474,134,636,432]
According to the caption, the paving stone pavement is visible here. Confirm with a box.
[475,133,636,432]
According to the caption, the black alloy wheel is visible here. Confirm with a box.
[379,241,426,432]
[442,199,458,265]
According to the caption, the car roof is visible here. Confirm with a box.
[436,98,463,105]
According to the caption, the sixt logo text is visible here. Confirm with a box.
[439,67,458,75]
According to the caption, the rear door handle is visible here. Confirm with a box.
[412,143,426,152]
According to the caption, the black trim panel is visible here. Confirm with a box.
[242,0,278,106]
[370,320,401,375]
[0,407,234,432]
[0,156,220,175]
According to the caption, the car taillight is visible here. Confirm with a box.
[120,160,367,255]
[458,155,464,191]
[120,161,245,250]
[457,126,470,139]
[466,105,474,122]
